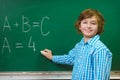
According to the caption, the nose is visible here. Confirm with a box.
[87,23,91,28]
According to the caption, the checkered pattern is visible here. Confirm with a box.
[52,35,112,80]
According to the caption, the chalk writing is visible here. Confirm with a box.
[16,43,24,48]
[3,16,50,36]
[1,16,51,54]
[3,16,11,32]
[28,36,36,52]
[2,37,11,54]
[40,16,50,36]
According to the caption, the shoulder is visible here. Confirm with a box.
[94,40,106,49]
[74,38,84,47]
[93,40,112,55]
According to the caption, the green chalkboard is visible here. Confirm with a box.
[0,0,120,71]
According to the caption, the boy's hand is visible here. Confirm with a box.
[40,49,53,60]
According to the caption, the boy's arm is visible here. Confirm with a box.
[93,49,112,80]
[52,47,76,65]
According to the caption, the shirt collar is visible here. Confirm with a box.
[81,35,100,46]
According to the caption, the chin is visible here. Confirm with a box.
[85,34,94,38]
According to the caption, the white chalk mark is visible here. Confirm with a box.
[16,43,24,48]
[3,16,11,32]
[22,16,31,33]
[32,22,40,27]
[2,37,11,54]
[41,16,50,36]
[28,36,36,52]
[14,22,19,27]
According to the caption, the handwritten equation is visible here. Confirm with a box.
[1,16,50,54]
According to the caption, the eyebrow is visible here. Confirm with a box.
[91,20,97,22]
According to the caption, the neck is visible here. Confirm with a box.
[84,37,91,43]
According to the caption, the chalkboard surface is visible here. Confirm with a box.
[0,0,120,71]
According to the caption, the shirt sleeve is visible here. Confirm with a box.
[52,43,80,65]
[93,49,112,80]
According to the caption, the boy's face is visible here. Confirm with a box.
[79,16,98,38]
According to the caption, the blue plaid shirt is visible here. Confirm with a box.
[52,35,112,80]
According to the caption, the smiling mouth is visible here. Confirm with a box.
[85,29,92,33]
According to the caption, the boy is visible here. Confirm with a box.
[41,9,112,80]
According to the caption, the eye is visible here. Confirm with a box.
[91,22,96,25]
[91,21,97,25]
